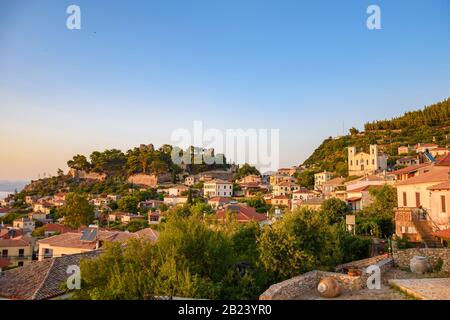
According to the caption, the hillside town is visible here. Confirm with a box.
[0,138,450,300]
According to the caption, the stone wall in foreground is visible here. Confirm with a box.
[392,247,450,273]
[260,255,394,300]
[259,270,364,300]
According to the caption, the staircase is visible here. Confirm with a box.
[413,220,443,248]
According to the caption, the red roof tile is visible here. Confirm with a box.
[208,197,231,203]
[436,154,450,166]
[42,223,75,234]
[428,181,450,190]
[432,229,450,240]
[217,204,267,223]
[0,251,100,300]
[390,163,432,175]
[396,167,450,186]
[0,236,32,247]
[347,185,383,193]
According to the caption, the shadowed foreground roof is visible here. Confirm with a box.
[0,251,100,300]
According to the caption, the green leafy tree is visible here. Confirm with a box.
[295,169,317,189]
[320,198,350,225]
[58,193,95,228]
[126,219,148,232]
[67,155,91,171]
[234,163,261,181]
[257,208,330,281]
[117,195,140,214]
[349,127,359,135]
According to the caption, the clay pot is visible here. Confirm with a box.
[410,256,429,274]
[317,277,342,298]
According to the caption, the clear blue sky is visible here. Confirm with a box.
[1,0,449,180]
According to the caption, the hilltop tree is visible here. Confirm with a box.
[67,155,91,171]
[89,149,127,174]
[365,98,450,130]
[349,127,359,135]
[234,163,261,181]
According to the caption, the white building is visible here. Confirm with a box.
[314,171,333,191]
[203,179,233,198]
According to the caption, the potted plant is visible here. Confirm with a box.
[347,267,362,277]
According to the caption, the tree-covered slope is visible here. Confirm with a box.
[303,98,450,175]
[365,98,450,130]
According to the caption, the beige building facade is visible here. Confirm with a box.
[348,145,388,176]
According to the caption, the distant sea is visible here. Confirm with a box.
[0,180,29,199]
[0,191,11,200]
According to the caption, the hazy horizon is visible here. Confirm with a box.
[1,0,450,180]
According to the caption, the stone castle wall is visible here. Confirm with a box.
[68,169,106,181]
[127,173,171,187]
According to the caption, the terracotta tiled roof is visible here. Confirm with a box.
[427,181,450,190]
[276,181,298,187]
[347,185,383,193]
[0,236,32,247]
[217,204,267,222]
[391,163,432,175]
[42,223,74,234]
[395,166,450,186]
[0,251,100,300]
[301,198,324,205]
[347,197,362,202]
[239,182,261,188]
[436,154,450,166]
[416,143,438,148]
[0,229,23,239]
[432,229,450,240]
[38,230,136,249]
[208,197,231,203]
[322,177,345,186]
[134,228,159,242]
